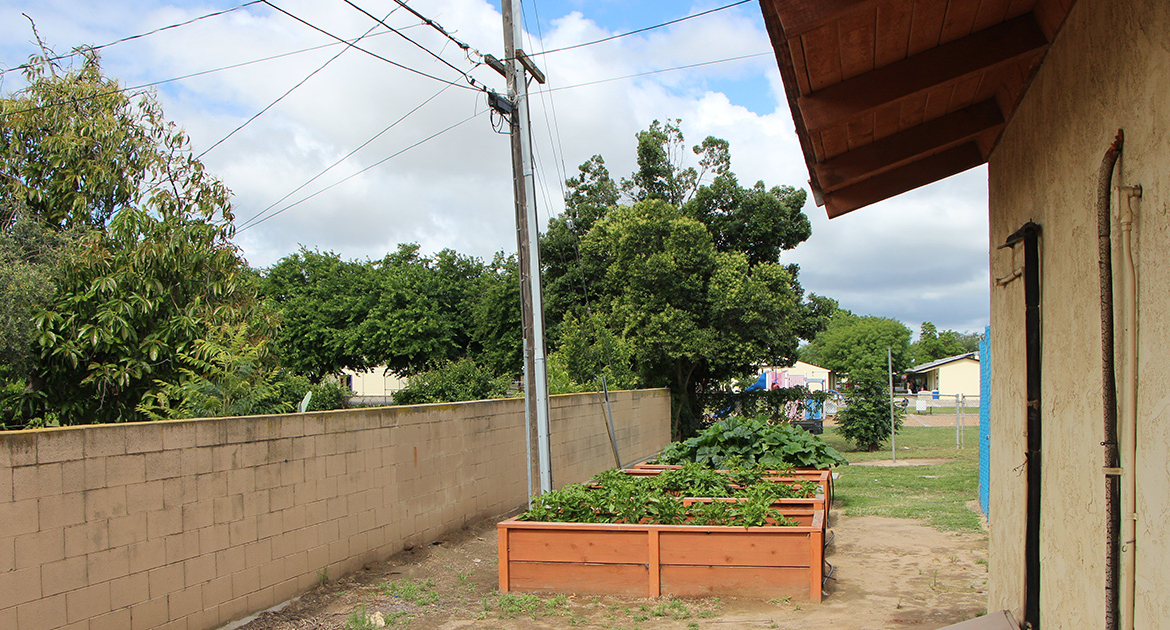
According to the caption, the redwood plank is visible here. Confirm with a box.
[947,73,984,111]
[837,6,877,80]
[659,531,812,567]
[1004,0,1035,20]
[506,529,649,564]
[660,565,814,599]
[770,0,879,37]
[498,525,509,592]
[1033,0,1070,45]
[802,24,843,91]
[940,0,982,44]
[796,14,1048,132]
[922,82,956,121]
[788,38,813,95]
[972,0,1012,32]
[907,0,947,56]
[873,103,904,140]
[846,113,876,151]
[509,562,649,596]
[874,0,913,68]
[648,530,660,597]
[899,91,929,129]
[824,142,985,218]
[816,99,1004,192]
[809,525,825,603]
[820,125,850,159]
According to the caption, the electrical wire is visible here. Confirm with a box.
[0,1,265,77]
[260,0,480,91]
[235,80,458,230]
[0,29,409,120]
[519,0,752,59]
[236,109,486,233]
[536,51,772,94]
[198,6,399,159]
[390,0,478,57]
[341,0,486,91]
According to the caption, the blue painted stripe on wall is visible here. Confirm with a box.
[979,326,991,520]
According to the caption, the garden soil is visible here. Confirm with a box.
[228,510,990,630]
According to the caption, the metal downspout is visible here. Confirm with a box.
[1097,130,1123,630]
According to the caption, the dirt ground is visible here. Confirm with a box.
[230,510,989,630]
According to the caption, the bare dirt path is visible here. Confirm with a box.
[231,510,988,630]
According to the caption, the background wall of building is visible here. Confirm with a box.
[937,359,981,398]
[987,0,1170,624]
[0,389,670,630]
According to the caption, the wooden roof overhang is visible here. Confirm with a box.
[760,0,1078,218]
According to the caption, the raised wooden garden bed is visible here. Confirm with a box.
[627,464,834,508]
[498,508,825,601]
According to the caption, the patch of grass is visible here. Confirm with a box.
[822,426,984,532]
[380,577,439,605]
[344,604,374,630]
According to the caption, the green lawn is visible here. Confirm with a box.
[821,426,984,533]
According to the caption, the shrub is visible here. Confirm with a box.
[835,371,903,451]
[657,414,847,469]
[393,357,512,405]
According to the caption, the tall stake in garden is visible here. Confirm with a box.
[501,0,552,494]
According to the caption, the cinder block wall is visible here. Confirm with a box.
[0,388,670,630]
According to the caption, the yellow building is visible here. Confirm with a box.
[906,353,981,398]
[764,0,1168,626]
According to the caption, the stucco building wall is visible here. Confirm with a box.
[0,389,670,630]
[936,359,981,398]
[986,0,1170,625]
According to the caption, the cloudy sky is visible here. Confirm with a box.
[0,0,990,334]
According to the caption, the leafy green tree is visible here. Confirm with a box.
[391,357,512,405]
[799,310,912,379]
[1,50,270,426]
[0,213,71,377]
[835,368,904,451]
[910,321,982,364]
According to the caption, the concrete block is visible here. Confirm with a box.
[163,530,200,564]
[130,596,168,630]
[84,486,128,522]
[40,491,87,529]
[108,571,149,609]
[65,582,111,624]
[82,457,107,490]
[198,523,230,556]
[64,520,109,558]
[106,512,148,548]
[88,606,132,630]
[144,451,181,482]
[167,585,203,619]
[37,430,84,464]
[125,424,162,455]
[13,462,62,501]
[179,448,212,477]
[0,565,42,608]
[128,539,166,574]
[15,528,65,569]
[147,562,184,599]
[16,592,67,630]
[160,423,197,451]
[125,480,165,515]
[162,475,198,508]
[42,555,89,596]
[146,508,183,539]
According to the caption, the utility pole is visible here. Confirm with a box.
[501,0,552,494]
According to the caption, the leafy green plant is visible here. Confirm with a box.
[657,414,847,469]
[836,370,903,451]
[381,578,438,605]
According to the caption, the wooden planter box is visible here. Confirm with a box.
[498,508,825,601]
[626,464,834,508]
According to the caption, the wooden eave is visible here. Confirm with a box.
[760,0,1079,218]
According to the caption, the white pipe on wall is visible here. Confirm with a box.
[1118,184,1141,630]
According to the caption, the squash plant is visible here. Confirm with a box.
[519,463,812,526]
[656,414,848,469]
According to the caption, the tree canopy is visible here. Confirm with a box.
[541,120,828,438]
[799,310,913,381]
[1,50,272,426]
[910,321,981,365]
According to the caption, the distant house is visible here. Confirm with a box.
[341,367,407,405]
[906,353,980,397]
[761,361,836,391]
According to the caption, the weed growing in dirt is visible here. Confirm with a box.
[344,604,374,630]
[381,578,438,605]
[316,567,329,586]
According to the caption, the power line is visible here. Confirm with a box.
[261,0,480,91]
[341,0,486,91]
[536,51,773,94]
[236,109,486,234]
[197,6,399,159]
[1,1,265,77]
[236,80,459,230]
[390,0,478,57]
[520,0,752,59]
[0,29,408,120]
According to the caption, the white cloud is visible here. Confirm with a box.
[1,0,990,333]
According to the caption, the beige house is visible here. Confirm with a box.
[341,366,407,403]
[763,0,1167,627]
[785,360,835,391]
[906,352,981,398]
